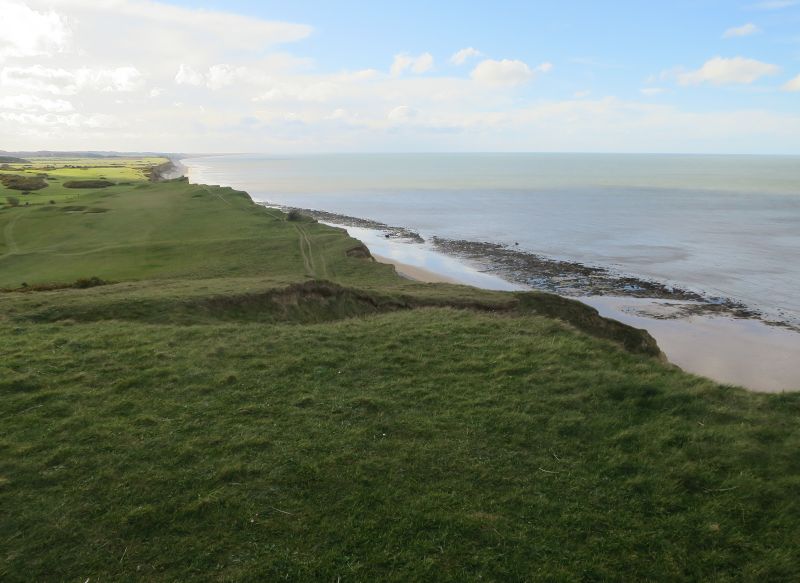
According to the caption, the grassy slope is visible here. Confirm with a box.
[1,160,799,581]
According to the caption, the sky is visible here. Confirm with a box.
[1,0,799,154]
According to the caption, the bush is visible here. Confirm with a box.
[0,174,48,191]
[63,180,114,189]
[6,196,20,207]
[287,210,316,222]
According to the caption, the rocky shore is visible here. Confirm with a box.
[261,201,790,327]
[430,237,768,322]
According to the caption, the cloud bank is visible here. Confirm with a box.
[0,0,798,154]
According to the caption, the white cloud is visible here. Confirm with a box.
[0,94,74,112]
[1,65,74,94]
[346,69,381,81]
[723,23,761,38]
[175,62,298,90]
[450,47,482,65]
[0,110,117,129]
[0,0,71,61]
[640,87,666,96]
[387,105,417,121]
[784,73,800,91]
[174,64,204,86]
[678,57,780,85]
[251,75,358,104]
[0,1,797,153]
[471,59,540,86]
[91,66,144,92]
[1,65,144,94]
[207,64,251,90]
[573,90,591,98]
[49,0,311,58]
[413,53,434,74]
[391,53,434,76]
[390,54,412,76]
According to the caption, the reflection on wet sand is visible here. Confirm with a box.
[581,296,800,393]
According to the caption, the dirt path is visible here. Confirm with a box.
[2,209,26,256]
[294,224,316,277]
[294,223,328,278]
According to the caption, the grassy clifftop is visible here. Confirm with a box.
[1,159,798,581]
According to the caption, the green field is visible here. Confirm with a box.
[1,159,798,581]
[0,157,166,206]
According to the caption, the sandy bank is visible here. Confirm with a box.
[582,296,800,393]
[374,254,460,284]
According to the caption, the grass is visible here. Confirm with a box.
[0,158,798,581]
[0,156,166,206]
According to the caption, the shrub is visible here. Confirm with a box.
[63,180,114,189]
[6,196,20,207]
[0,174,48,191]
[287,210,316,222]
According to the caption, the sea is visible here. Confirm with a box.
[184,153,800,328]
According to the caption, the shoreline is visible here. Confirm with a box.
[314,212,800,393]
[179,174,800,392]
[264,201,796,331]
[373,253,800,393]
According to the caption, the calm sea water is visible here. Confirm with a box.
[184,153,800,326]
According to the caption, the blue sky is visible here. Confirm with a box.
[165,0,800,109]
[1,0,799,153]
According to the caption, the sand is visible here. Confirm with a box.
[373,254,461,284]
[581,296,800,393]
